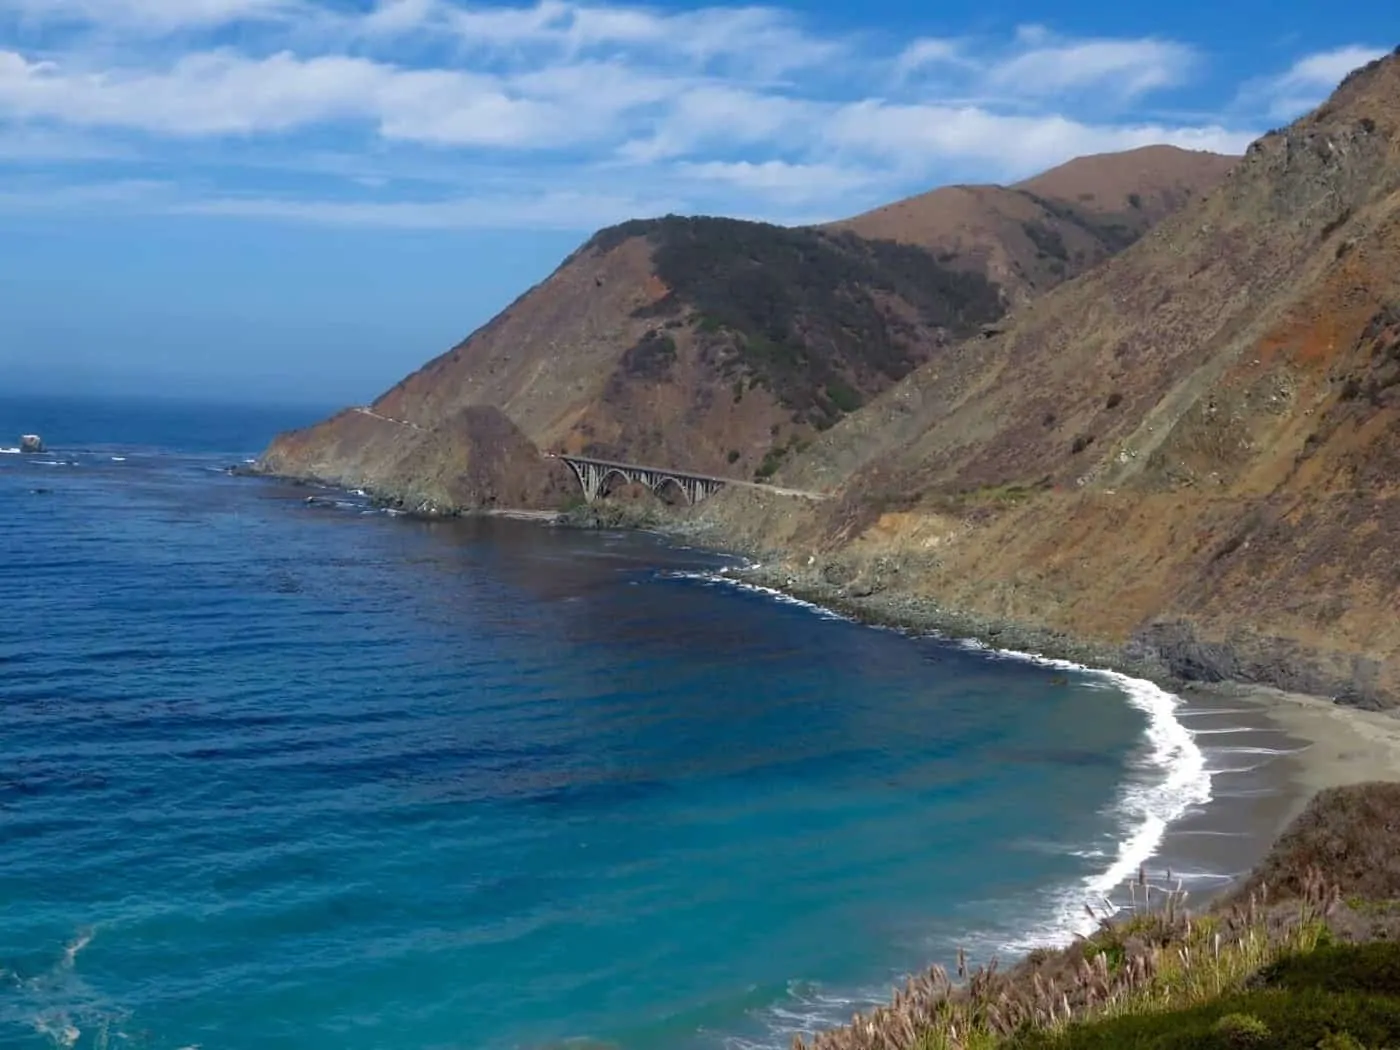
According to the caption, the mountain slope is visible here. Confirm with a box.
[831,145,1238,303]
[765,49,1400,706]
[264,217,1007,491]
[260,147,1227,502]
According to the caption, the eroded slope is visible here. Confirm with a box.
[765,51,1400,706]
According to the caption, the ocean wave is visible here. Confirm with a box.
[985,661,1212,954]
[673,573,1214,961]
[657,571,856,623]
[659,570,1215,1047]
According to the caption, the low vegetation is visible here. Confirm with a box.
[588,215,1005,430]
[791,784,1400,1050]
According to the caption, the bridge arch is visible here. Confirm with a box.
[598,467,636,498]
[554,453,728,507]
[652,475,690,505]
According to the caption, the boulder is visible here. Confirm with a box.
[19,434,43,454]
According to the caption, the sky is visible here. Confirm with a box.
[0,1,1396,405]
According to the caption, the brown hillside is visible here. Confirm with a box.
[266,217,1008,487]
[832,145,1237,302]
[259,405,574,513]
[769,49,1400,706]
[262,146,1219,501]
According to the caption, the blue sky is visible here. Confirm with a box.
[0,1,1395,405]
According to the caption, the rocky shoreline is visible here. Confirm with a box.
[720,560,1374,712]
[245,452,1396,713]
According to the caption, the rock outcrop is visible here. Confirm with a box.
[20,434,43,453]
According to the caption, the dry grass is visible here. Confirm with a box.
[790,865,1343,1050]
[792,783,1400,1050]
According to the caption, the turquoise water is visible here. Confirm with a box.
[0,397,1209,1050]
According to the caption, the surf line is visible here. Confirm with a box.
[667,566,1214,950]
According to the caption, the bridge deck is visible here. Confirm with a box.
[549,453,732,485]
[547,453,829,500]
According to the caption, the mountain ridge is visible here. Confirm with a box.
[260,142,1235,506]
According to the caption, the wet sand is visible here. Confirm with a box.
[1145,685,1400,910]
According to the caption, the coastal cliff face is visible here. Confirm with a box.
[748,50,1400,707]
[261,147,1230,490]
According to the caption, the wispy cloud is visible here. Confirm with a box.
[0,1,1331,231]
[983,33,1197,100]
[0,0,297,31]
[1239,44,1389,121]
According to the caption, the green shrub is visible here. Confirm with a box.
[825,378,864,413]
[1314,1033,1364,1050]
[1008,988,1400,1049]
[591,215,1005,418]
[726,450,740,464]
[1212,1012,1270,1047]
[1259,942,1400,997]
[1022,220,1069,261]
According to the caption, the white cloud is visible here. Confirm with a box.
[0,124,127,160]
[170,187,685,229]
[894,37,971,78]
[0,4,1270,229]
[615,84,810,162]
[824,102,1253,180]
[0,49,583,144]
[983,34,1196,99]
[1247,45,1390,120]
[674,159,885,202]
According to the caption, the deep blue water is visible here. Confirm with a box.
[0,396,1210,1050]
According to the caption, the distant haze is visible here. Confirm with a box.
[2,221,581,406]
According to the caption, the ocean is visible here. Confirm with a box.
[0,395,1300,1050]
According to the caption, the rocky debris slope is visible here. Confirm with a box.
[747,49,1400,707]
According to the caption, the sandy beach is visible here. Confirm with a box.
[1141,683,1400,913]
[1250,686,1400,808]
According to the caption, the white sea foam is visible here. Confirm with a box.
[660,569,1220,1049]
[988,661,1213,954]
[111,456,126,463]
[686,571,1215,962]
[62,930,93,969]
[0,447,20,454]
[658,570,856,623]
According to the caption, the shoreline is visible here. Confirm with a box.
[261,472,1400,914]
[706,560,1400,914]
[245,473,1400,998]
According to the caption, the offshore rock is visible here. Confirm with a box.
[19,434,43,453]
